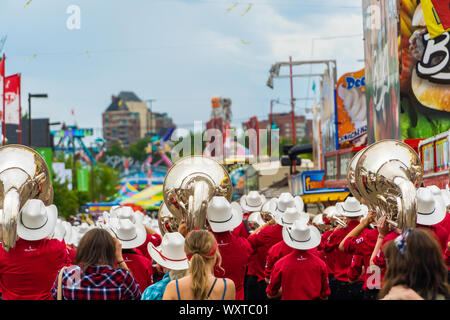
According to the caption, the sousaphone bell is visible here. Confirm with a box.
[0,145,53,251]
[347,140,423,231]
[162,156,233,233]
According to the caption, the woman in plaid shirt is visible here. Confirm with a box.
[51,228,141,300]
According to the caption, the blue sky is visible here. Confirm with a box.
[0,0,365,144]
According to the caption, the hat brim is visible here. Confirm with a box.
[209,202,243,233]
[272,199,305,225]
[282,225,321,250]
[274,211,309,227]
[337,203,368,217]
[240,195,266,212]
[17,205,58,241]
[116,225,147,249]
[417,199,446,226]
[148,242,189,271]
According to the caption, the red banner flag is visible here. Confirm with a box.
[4,74,21,125]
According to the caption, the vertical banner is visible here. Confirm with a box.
[35,147,53,181]
[320,70,337,155]
[77,168,89,192]
[336,68,368,148]
[399,1,450,139]
[4,74,20,125]
[362,0,400,143]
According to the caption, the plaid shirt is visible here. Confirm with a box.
[141,272,171,300]
[51,265,141,300]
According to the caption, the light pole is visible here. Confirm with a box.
[267,59,336,173]
[28,93,48,147]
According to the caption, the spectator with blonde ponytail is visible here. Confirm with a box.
[163,230,236,300]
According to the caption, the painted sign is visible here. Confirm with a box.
[300,170,348,195]
[363,0,401,143]
[336,68,368,148]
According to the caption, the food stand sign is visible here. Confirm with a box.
[301,170,348,195]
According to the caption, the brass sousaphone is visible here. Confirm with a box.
[347,140,423,231]
[161,156,233,234]
[0,145,53,250]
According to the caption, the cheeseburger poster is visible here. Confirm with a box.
[399,0,450,139]
[336,68,368,148]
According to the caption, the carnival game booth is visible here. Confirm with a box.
[419,130,450,188]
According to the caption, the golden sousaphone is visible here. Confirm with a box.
[0,145,53,250]
[161,156,233,234]
[347,140,423,231]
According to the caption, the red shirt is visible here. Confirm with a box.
[372,230,400,280]
[437,213,450,234]
[445,234,450,270]
[232,221,250,239]
[247,224,283,281]
[417,224,449,254]
[266,250,330,300]
[347,254,365,283]
[122,250,154,292]
[66,244,77,265]
[317,229,335,276]
[265,241,294,280]
[342,227,378,290]
[323,220,360,282]
[0,238,70,300]
[136,233,162,261]
[212,231,253,300]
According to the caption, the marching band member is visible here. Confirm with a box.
[323,197,367,300]
[415,187,448,253]
[338,210,379,299]
[246,193,303,300]
[111,217,154,292]
[142,232,189,300]
[234,191,266,239]
[264,208,310,282]
[206,196,253,300]
[266,220,330,300]
[0,200,70,300]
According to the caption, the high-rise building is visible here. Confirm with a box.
[102,91,149,148]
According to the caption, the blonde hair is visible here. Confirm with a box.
[184,230,222,300]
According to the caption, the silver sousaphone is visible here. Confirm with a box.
[347,140,423,232]
[162,156,233,233]
[0,145,53,251]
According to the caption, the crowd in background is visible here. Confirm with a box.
[0,187,449,300]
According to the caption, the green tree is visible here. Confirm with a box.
[90,163,121,202]
[126,136,152,162]
[52,179,79,220]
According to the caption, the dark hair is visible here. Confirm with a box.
[379,228,449,300]
[75,228,116,268]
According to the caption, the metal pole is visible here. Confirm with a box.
[28,94,31,147]
[18,74,21,144]
[289,56,296,173]
[269,100,273,157]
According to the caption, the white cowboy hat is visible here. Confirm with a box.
[248,212,265,229]
[312,213,324,226]
[274,206,310,227]
[71,222,92,247]
[282,220,321,250]
[134,210,145,225]
[336,197,368,217]
[323,206,338,218]
[110,218,147,249]
[53,218,65,242]
[148,232,189,270]
[240,191,266,212]
[207,196,243,233]
[62,221,72,244]
[270,193,304,217]
[440,188,450,207]
[416,187,446,226]
[111,206,140,224]
[17,199,58,241]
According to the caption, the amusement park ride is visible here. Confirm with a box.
[52,124,105,165]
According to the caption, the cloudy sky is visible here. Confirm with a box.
[0,0,365,144]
